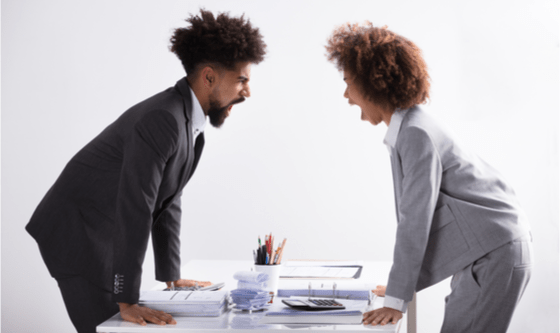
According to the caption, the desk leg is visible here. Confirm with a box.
[407,292,417,333]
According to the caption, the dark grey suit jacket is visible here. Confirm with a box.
[26,77,204,304]
[385,107,530,305]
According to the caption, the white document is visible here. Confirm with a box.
[139,290,228,316]
[285,260,364,267]
[140,290,227,304]
[281,266,360,278]
[280,280,376,291]
[260,297,366,325]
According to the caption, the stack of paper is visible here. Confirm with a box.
[230,289,269,311]
[139,290,228,317]
[260,297,366,324]
[233,271,269,290]
[263,308,363,324]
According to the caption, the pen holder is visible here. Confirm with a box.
[254,264,282,304]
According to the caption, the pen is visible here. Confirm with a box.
[261,245,267,265]
[265,235,269,255]
[273,248,279,264]
[253,250,257,264]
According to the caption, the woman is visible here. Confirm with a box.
[325,23,532,332]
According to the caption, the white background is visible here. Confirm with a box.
[2,0,558,332]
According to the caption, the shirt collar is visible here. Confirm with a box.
[189,85,206,137]
[383,108,408,149]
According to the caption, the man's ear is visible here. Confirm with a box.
[201,66,216,91]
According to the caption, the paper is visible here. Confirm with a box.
[139,290,226,304]
[233,271,269,283]
[261,297,366,324]
[285,260,364,267]
[138,290,228,316]
[281,266,360,278]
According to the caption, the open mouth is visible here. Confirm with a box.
[227,98,244,113]
[226,104,234,116]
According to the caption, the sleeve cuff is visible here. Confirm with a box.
[384,295,408,313]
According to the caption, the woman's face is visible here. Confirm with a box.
[343,70,392,126]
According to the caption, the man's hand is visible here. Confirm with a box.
[362,307,403,326]
[118,303,176,326]
[372,285,386,297]
[166,279,212,289]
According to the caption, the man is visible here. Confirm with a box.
[325,23,532,332]
[26,9,266,333]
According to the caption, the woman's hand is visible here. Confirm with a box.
[372,285,386,297]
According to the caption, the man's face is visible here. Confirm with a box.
[207,62,252,127]
[343,70,387,126]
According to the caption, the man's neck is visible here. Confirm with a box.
[187,76,210,114]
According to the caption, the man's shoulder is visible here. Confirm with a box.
[115,83,190,129]
[133,85,188,118]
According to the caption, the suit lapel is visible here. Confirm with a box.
[175,123,205,190]
[178,117,196,188]
[161,77,204,209]
[189,133,205,180]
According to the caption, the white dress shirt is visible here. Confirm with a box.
[189,86,206,145]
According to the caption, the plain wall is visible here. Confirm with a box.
[2,0,558,332]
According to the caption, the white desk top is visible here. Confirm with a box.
[97,260,406,333]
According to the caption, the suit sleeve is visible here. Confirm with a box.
[112,110,179,304]
[152,190,182,282]
[385,126,442,308]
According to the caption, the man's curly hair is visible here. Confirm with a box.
[325,22,430,110]
[170,9,267,75]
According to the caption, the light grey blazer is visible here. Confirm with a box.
[385,106,530,303]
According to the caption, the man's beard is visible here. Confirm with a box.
[207,96,245,128]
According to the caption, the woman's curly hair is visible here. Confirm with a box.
[325,22,430,110]
[170,9,267,75]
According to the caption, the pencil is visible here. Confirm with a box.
[277,238,287,264]
[269,236,274,265]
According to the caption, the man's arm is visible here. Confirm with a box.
[112,110,179,304]
[165,279,212,289]
[152,193,182,282]
[118,303,176,326]
[151,163,212,290]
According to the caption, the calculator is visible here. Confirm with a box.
[282,298,346,310]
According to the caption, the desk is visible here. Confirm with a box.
[97,260,416,333]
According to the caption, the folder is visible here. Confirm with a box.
[138,290,228,317]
